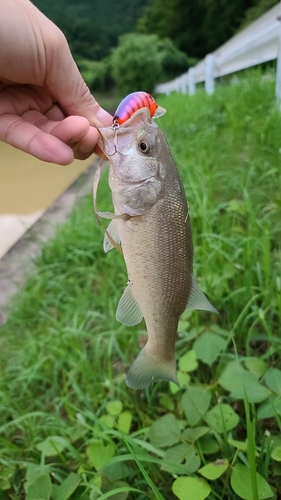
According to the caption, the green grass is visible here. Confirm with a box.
[0,68,281,499]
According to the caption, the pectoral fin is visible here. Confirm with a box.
[185,276,218,313]
[103,220,121,253]
[97,211,129,220]
[116,284,143,326]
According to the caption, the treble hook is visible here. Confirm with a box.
[105,121,124,156]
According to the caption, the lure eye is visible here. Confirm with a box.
[138,140,150,154]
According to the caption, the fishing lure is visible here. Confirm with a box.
[113,91,165,126]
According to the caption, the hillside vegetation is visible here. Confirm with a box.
[30,0,280,94]
[0,70,280,499]
[32,0,279,61]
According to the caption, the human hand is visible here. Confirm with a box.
[0,0,112,165]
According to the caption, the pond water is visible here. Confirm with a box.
[0,141,93,258]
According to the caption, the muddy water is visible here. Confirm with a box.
[0,141,93,215]
[0,141,94,259]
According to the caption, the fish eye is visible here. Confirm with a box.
[138,140,150,154]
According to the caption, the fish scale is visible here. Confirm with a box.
[96,105,217,389]
[119,197,190,360]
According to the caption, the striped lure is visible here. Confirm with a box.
[113,91,165,126]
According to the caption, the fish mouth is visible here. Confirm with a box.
[97,124,125,156]
[97,107,155,157]
[98,127,132,157]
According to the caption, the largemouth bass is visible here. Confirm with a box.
[95,106,216,390]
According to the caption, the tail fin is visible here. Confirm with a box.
[126,346,178,390]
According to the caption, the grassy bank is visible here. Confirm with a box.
[0,69,281,499]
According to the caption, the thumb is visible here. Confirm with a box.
[46,30,112,128]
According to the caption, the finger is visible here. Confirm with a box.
[22,110,89,139]
[49,115,92,144]
[22,110,103,161]
[51,119,99,160]
[0,85,53,117]
[45,104,66,121]
[94,144,108,160]
[45,32,113,127]
[71,127,103,160]
[0,113,74,165]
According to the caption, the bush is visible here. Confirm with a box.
[77,57,114,92]
[157,37,191,82]
[78,35,198,94]
[111,33,162,94]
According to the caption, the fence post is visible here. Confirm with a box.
[275,19,281,104]
[205,54,214,95]
[180,75,187,94]
[188,68,196,95]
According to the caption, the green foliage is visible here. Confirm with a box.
[193,331,227,365]
[109,34,190,94]
[77,58,114,92]
[240,0,279,29]
[182,385,211,426]
[53,473,81,500]
[138,0,279,58]
[36,436,68,457]
[111,33,162,94]
[1,70,281,498]
[77,37,191,93]
[137,0,238,58]
[157,38,191,82]
[137,0,205,57]
[230,464,273,499]
[148,414,181,447]
[31,0,280,67]
[86,440,116,469]
[172,476,211,500]
[0,465,16,491]
[198,459,228,480]
[205,404,240,433]
[25,470,52,500]
[219,361,271,402]
[32,0,148,61]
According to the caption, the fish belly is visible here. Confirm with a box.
[119,193,192,365]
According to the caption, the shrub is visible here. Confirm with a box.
[77,57,114,92]
[157,37,190,82]
[111,33,162,94]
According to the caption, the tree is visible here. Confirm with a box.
[111,34,162,94]
[137,0,207,58]
[157,38,191,82]
[32,0,149,61]
[239,0,279,28]
[137,0,272,59]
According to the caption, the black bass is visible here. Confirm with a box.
[95,105,216,390]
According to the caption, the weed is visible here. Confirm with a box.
[0,69,280,499]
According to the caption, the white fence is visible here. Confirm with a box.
[155,2,281,99]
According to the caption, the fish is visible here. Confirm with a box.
[95,105,217,390]
[113,91,165,126]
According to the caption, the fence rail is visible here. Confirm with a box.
[155,2,281,98]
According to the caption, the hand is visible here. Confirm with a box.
[0,0,112,165]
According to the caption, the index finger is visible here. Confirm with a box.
[0,113,75,164]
